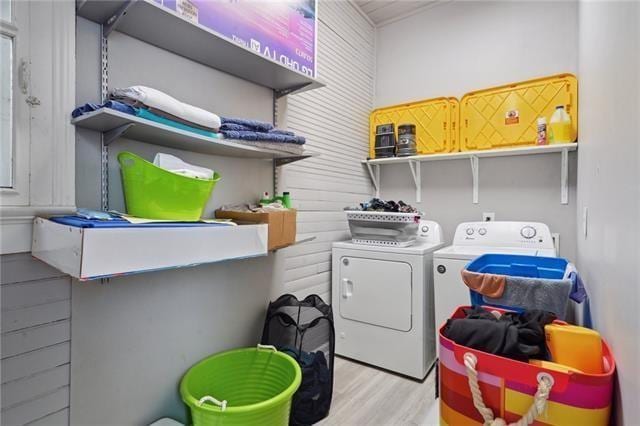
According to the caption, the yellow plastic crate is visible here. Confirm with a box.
[449,97,460,152]
[460,74,578,151]
[369,97,456,157]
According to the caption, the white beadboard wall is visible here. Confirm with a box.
[276,1,375,302]
[1,254,71,426]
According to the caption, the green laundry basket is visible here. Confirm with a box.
[180,345,302,426]
[117,151,220,221]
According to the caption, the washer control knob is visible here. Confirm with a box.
[437,265,446,274]
[342,258,349,266]
[520,226,537,239]
[466,228,474,236]
[478,228,487,236]
[421,225,429,233]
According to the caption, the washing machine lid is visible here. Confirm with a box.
[432,245,546,261]
[333,240,446,255]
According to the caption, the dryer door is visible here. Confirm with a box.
[339,256,412,332]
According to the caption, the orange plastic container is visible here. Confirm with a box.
[545,323,603,374]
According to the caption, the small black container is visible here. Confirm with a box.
[397,123,417,157]
[374,123,396,158]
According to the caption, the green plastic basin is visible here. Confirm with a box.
[118,151,220,221]
[180,346,302,426]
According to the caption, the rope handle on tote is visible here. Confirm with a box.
[197,395,227,412]
[463,352,554,426]
[257,344,277,352]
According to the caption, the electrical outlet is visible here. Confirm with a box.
[482,212,495,222]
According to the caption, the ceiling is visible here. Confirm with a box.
[355,1,439,26]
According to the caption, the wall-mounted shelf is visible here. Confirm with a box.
[73,109,314,165]
[32,218,268,280]
[76,0,324,97]
[362,143,578,204]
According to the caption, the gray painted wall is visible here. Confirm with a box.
[1,254,71,426]
[72,17,284,425]
[576,2,639,423]
[374,1,579,259]
[275,1,375,302]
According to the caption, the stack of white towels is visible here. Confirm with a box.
[111,86,221,131]
[111,85,304,155]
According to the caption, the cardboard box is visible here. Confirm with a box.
[215,209,297,251]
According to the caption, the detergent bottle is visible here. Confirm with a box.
[549,105,572,144]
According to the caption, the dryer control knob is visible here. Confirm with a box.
[437,265,446,274]
[520,226,537,239]
[466,227,474,236]
[478,228,487,236]
[342,258,349,266]
[421,225,429,233]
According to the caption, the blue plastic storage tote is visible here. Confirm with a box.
[463,254,569,314]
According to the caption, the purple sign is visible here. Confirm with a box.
[160,0,317,78]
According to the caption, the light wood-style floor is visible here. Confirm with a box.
[319,356,438,426]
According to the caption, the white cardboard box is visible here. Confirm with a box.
[31,218,268,280]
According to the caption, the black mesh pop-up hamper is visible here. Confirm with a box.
[261,294,335,425]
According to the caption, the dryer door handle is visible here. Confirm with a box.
[342,278,353,299]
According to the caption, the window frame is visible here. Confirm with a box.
[0,0,30,206]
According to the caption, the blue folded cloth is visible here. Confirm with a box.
[219,117,304,143]
[221,129,305,145]
[221,117,274,132]
[219,122,295,136]
[568,271,593,328]
[50,216,225,228]
[270,129,295,136]
[72,100,136,118]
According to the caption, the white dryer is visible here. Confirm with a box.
[432,221,557,345]
[332,220,445,379]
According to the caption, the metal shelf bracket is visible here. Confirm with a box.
[470,155,479,204]
[104,123,134,145]
[408,160,421,203]
[561,148,569,204]
[274,83,311,99]
[365,162,380,198]
[103,1,134,36]
[274,155,312,167]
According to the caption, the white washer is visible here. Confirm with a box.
[433,221,557,344]
[332,220,445,379]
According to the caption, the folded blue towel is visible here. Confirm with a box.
[269,129,295,136]
[568,271,593,328]
[72,100,136,118]
[220,117,274,132]
[50,216,225,228]
[221,129,305,145]
[220,122,298,137]
[219,123,255,132]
